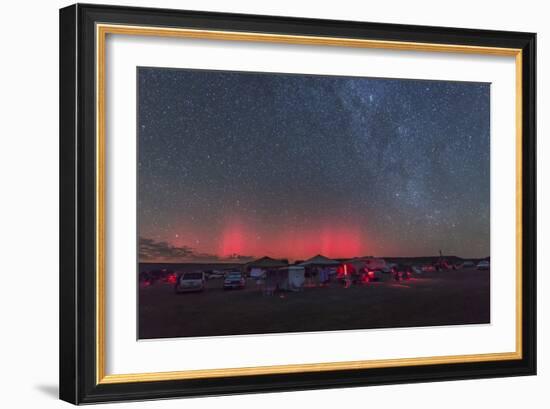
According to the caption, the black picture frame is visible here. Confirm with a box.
[60,3,536,404]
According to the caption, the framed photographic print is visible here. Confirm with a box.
[59,3,536,404]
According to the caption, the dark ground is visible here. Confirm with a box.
[138,268,490,339]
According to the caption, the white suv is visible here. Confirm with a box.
[175,272,205,293]
[476,260,490,270]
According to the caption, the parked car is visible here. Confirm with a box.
[391,264,413,281]
[208,270,224,279]
[476,260,490,270]
[175,272,205,293]
[223,272,246,290]
[411,265,423,274]
[421,264,436,273]
[163,271,177,284]
[139,271,153,288]
[384,263,397,273]
[462,261,476,269]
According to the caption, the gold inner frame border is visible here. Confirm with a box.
[95,23,523,385]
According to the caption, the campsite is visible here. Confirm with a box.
[138,256,490,339]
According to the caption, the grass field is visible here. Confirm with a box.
[138,268,490,339]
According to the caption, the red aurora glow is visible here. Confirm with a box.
[158,219,373,262]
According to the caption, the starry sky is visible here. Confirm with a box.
[137,67,490,263]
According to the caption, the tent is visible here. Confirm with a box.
[246,256,288,269]
[300,254,339,285]
[263,266,305,292]
[299,254,340,267]
[279,266,305,291]
[246,257,289,295]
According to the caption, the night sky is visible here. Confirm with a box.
[138,67,490,263]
